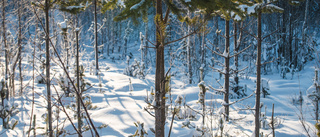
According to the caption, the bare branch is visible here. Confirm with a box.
[207,39,223,54]
[164,29,197,46]
[261,57,280,66]
[32,6,100,137]
[227,91,255,106]
[204,43,225,57]
[164,7,170,24]
[52,85,82,136]
[230,44,253,58]
[210,66,226,75]
[243,30,258,40]
[144,107,155,117]
[146,37,156,46]
[230,66,248,75]
[262,28,280,40]
[186,105,204,116]
[208,85,226,94]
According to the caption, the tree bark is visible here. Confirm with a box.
[2,0,8,100]
[94,0,99,74]
[224,20,230,121]
[255,11,262,137]
[155,1,166,136]
[234,22,239,94]
[187,11,192,84]
[18,0,23,95]
[76,18,82,137]
[45,0,53,136]
[144,21,148,65]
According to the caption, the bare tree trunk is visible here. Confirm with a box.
[145,21,148,65]
[45,0,53,136]
[234,22,239,94]
[75,15,82,137]
[271,104,275,137]
[18,0,23,95]
[255,11,262,137]
[302,0,309,44]
[187,11,192,84]
[2,0,9,100]
[155,1,166,136]
[224,20,230,121]
[94,0,99,74]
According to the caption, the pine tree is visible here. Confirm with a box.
[243,1,284,136]
[111,0,250,136]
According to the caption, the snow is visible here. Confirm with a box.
[1,18,318,137]
[130,0,145,10]
[58,20,67,29]
[234,15,241,21]
[6,60,313,137]
[66,5,84,10]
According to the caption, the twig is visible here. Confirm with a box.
[144,107,155,117]
[207,85,226,94]
[261,57,280,66]
[227,91,255,106]
[52,85,82,136]
[168,110,176,137]
[207,39,223,54]
[32,6,100,137]
[186,105,204,116]
[205,44,225,58]
[230,44,252,58]
[209,66,226,75]
[262,28,280,40]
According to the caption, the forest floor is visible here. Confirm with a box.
[0,53,318,137]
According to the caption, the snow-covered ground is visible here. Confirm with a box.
[0,52,318,137]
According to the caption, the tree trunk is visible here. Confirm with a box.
[45,0,53,136]
[302,0,309,45]
[289,6,293,63]
[2,0,9,100]
[187,11,192,84]
[234,21,239,96]
[94,0,99,74]
[155,1,166,136]
[144,21,148,65]
[18,0,23,95]
[255,11,262,137]
[76,16,82,136]
[224,20,230,121]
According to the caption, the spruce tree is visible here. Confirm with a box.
[110,0,249,136]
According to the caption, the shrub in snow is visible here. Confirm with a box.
[0,79,19,129]
[0,99,19,129]
[35,72,45,84]
[174,95,187,119]
[182,118,195,128]
[57,73,70,96]
[306,69,320,121]
[123,58,150,79]
[230,81,247,99]
[130,121,148,137]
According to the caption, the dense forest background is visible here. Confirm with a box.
[1,0,320,136]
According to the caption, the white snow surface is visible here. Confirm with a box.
[130,0,145,10]
[0,43,317,137]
